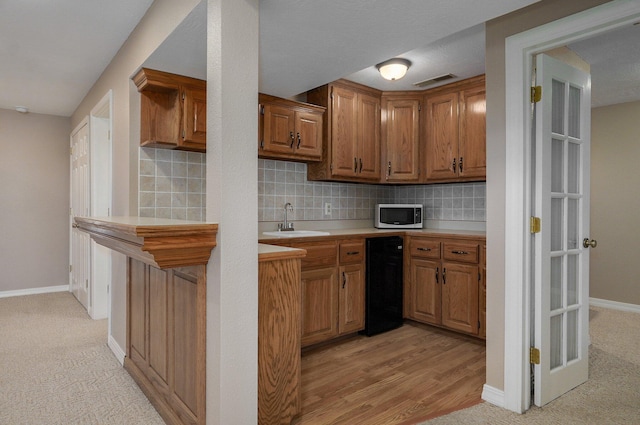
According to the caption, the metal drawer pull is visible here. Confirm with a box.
[354,157,358,172]
[342,272,346,288]
[451,250,469,255]
[346,251,360,255]
[417,247,431,252]
[442,267,446,284]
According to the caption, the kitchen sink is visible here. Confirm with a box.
[262,230,331,238]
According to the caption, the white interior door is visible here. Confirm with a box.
[70,120,91,309]
[533,53,592,406]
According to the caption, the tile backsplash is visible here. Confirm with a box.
[258,159,486,223]
[138,148,206,220]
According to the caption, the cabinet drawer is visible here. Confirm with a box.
[339,240,365,264]
[443,242,479,264]
[410,239,441,259]
[292,241,338,269]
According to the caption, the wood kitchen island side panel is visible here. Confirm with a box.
[258,244,306,425]
[74,217,216,425]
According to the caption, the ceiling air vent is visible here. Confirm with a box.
[413,73,456,88]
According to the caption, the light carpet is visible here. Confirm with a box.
[0,292,164,425]
[422,306,640,424]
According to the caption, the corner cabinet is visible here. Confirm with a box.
[382,94,421,183]
[258,93,325,162]
[133,68,207,153]
[424,76,486,182]
[405,234,485,338]
[306,80,381,182]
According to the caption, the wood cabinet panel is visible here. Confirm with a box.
[339,263,365,334]
[293,241,338,270]
[479,244,487,339]
[259,94,324,161]
[173,272,198,417]
[410,258,441,325]
[459,85,486,179]
[133,68,207,153]
[425,92,458,181]
[258,256,302,424]
[129,259,147,365]
[339,239,365,264]
[406,235,484,338]
[148,267,169,387]
[442,242,479,264]
[307,80,382,182]
[441,263,479,334]
[301,267,339,347]
[384,97,421,182]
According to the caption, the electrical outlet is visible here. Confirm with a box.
[324,202,332,216]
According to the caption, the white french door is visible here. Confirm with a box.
[533,53,592,406]
[70,120,91,309]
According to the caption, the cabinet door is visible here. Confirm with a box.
[330,86,358,177]
[459,85,486,179]
[129,259,147,368]
[410,258,440,325]
[301,267,339,347]
[425,92,458,181]
[441,262,479,334]
[385,98,421,182]
[262,103,296,154]
[357,93,381,179]
[338,263,365,334]
[295,110,323,159]
[182,87,207,150]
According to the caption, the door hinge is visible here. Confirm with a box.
[182,129,186,139]
[259,105,264,115]
[330,163,333,171]
[530,216,541,234]
[182,92,186,101]
[69,265,73,273]
[418,103,422,112]
[530,347,540,364]
[531,86,542,103]
[260,139,264,149]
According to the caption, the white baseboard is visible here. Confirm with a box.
[481,384,505,408]
[590,297,640,314]
[0,284,69,299]
[108,335,126,366]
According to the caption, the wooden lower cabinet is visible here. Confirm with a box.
[338,262,365,334]
[126,259,205,425]
[406,236,484,338]
[301,267,339,346]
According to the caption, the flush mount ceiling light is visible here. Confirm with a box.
[376,58,411,81]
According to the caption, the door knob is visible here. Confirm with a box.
[583,238,597,248]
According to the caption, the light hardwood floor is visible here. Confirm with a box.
[294,322,486,425]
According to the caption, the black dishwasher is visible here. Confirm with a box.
[362,236,404,336]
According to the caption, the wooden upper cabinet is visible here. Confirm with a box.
[425,91,458,181]
[307,80,381,182]
[424,75,486,183]
[459,85,487,179]
[382,95,421,183]
[133,68,207,153]
[258,93,324,162]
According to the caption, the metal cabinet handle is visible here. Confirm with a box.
[451,250,469,255]
[436,267,439,284]
[459,157,463,172]
[359,158,363,173]
[452,158,456,172]
[442,267,446,284]
[297,132,301,148]
[354,157,358,173]
[289,131,295,148]
[417,247,431,252]
[347,251,360,255]
[388,161,392,177]
[342,272,346,288]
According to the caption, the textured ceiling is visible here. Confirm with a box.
[3,1,639,117]
[0,0,154,116]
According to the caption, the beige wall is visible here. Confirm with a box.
[484,0,612,392]
[70,0,201,351]
[0,109,70,292]
[590,101,640,305]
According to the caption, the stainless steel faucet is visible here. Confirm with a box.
[278,202,294,231]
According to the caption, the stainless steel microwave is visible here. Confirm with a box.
[375,204,423,229]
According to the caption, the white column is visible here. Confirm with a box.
[206,0,259,423]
